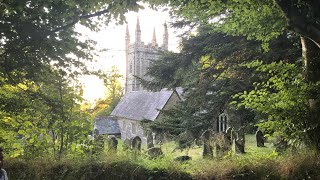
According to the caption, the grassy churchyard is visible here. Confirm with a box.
[5,134,320,179]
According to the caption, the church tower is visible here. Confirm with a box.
[125,18,169,94]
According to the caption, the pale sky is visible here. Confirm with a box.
[79,7,181,103]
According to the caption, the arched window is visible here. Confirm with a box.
[217,113,229,132]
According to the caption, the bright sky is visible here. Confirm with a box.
[79,6,181,103]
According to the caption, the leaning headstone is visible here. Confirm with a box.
[146,147,163,158]
[255,130,265,147]
[174,155,191,162]
[131,136,142,151]
[108,136,118,151]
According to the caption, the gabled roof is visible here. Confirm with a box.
[111,90,175,121]
[93,116,120,135]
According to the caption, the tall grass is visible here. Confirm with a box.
[4,135,320,179]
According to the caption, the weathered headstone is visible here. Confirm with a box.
[225,127,234,146]
[108,136,118,151]
[147,133,154,149]
[255,130,265,147]
[146,147,163,158]
[131,136,142,151]
[123,139,131,150]
[234,138,245,154]
[232,127,245,153]
[202,130,213,158]
[213,133,231,158]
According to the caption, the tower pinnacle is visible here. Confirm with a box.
[163,21,169,50]
[151,27,157,46]
[135,17,141,43]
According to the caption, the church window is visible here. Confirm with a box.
[122,121,126,129]
[217,113,229,132]
[131,122,137,134]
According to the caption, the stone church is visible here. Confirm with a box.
[93,18,180,147]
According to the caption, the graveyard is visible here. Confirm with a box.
[1,0,320,179]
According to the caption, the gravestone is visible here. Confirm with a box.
[108,136,118,151]
[147,133,154,149]
[233,128,246,154]
[255,130,265,147]
[216,133,232,158]
[146,147,163,158]
[202,130,213,158]
[234,138,245,154]
[225,127,234,146]
[123,139,131,150]
[131,136,142,151]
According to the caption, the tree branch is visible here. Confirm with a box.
[274,0,320,48]
[50,4,113,33]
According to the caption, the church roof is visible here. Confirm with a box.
[93,116,120,135]
[110,90,175,121]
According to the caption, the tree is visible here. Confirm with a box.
[141,25,299,149]
[92,66,124,117]
[0,0,141,157]
[0,66,92,158]
[147,0,320,150]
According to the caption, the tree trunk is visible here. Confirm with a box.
[301,36,320,150]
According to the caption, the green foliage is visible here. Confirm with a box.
[142,25,299,148]
[235,61,311,146]
[0,0,141,159]
[148,0,320,150]
[92,66,124,117]
[0,68,93,159]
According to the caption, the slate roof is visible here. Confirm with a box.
[93,116,121,135]
[110,90,175,121]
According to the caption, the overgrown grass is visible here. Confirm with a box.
[5,134,320,179]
